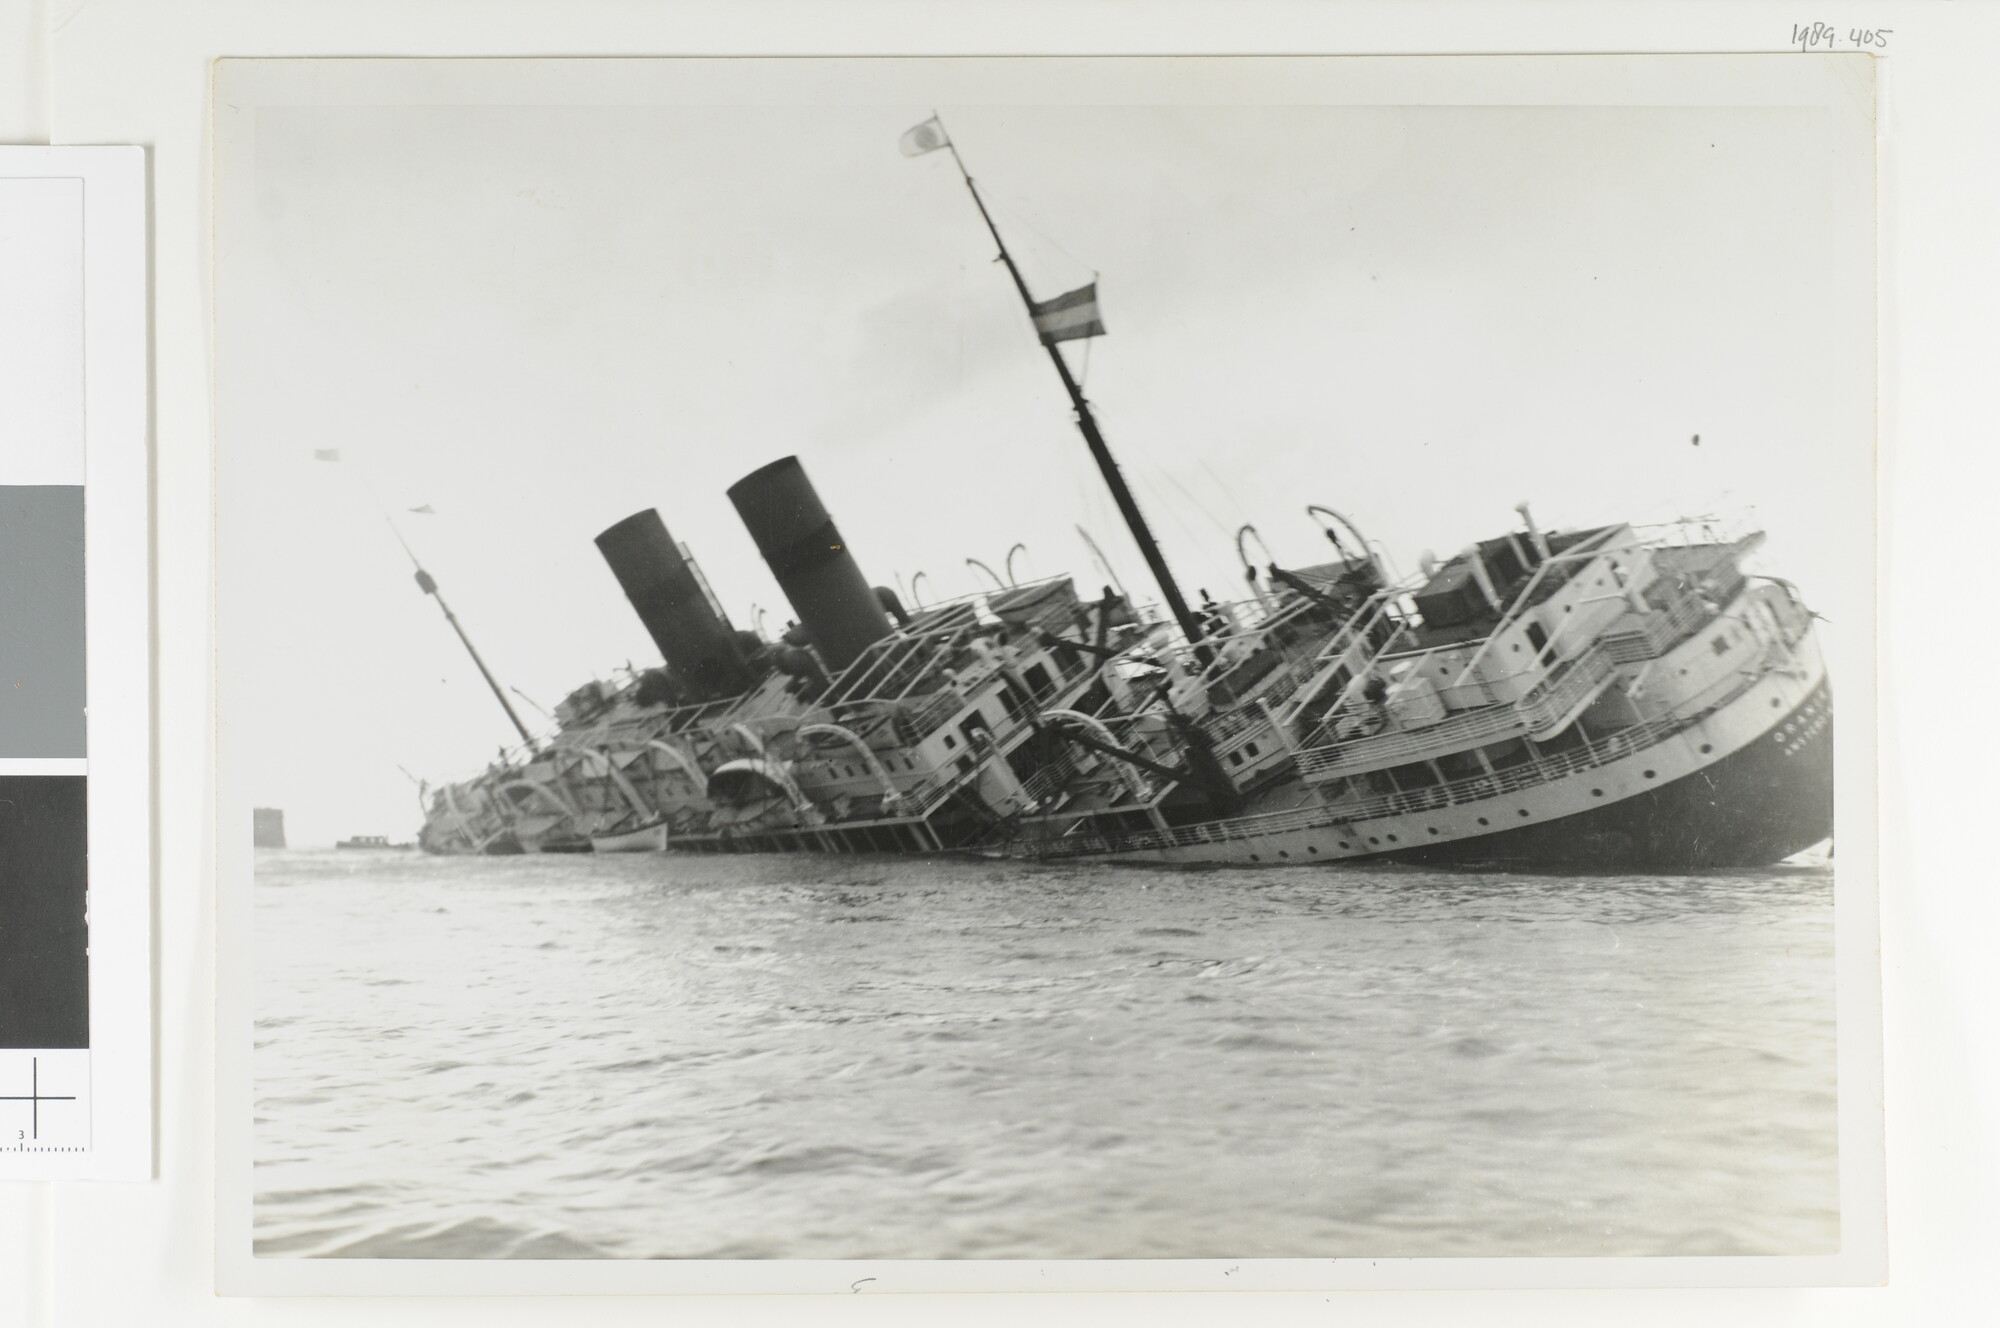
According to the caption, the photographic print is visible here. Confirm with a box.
[212,56,1878,1289]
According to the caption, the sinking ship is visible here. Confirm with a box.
[413,119,1832,871]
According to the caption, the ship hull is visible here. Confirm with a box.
[655,671,1832,873]
[1379,679,1831,870]
[420,646,1832,873]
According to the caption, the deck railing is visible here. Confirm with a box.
[1601,589,1710,662]
[899,688,961,738]
[1286,575,1732,783]
[1022,703,1720,861]
[1291,637,1618,781]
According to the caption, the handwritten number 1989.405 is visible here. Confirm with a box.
[1792,23,1892,51]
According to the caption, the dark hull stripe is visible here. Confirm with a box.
[1379,681,1834,871]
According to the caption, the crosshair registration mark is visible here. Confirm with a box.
[2,1058,76,1141]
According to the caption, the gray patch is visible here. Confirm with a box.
[0,485,84,756]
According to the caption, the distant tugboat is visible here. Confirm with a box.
[411,118,1832,871]
[334,834,413,851]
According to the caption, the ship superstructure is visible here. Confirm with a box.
[1007,518,1830,868]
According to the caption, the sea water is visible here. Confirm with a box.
[251,849,1838,1259]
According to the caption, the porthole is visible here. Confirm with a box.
[1368,837,1380,845]
[1427,827,1440,836]
[1338,841,1350,850]
[1642,769,1656,780]
[1278,850,1290,859]
[1386,834,1399,843]
[1518,808,1530,818]
[1512,644,1521,653]
[1699,743,1712,754]
[1477,817,1489,826]
[1249,854,1261,862]
[1591,788,1604,797]
[1307,845,1320,854]
[1565,605,1573,613]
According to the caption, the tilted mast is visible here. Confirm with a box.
[387,514,535,748]
[910,117,1213,665]
[410,562,536,748]
[316,448,537,748]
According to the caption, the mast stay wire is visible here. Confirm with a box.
[1086,393,1238,546]
[1154,460,1237,542]
[1042,345,1235,609]
[1123,462,1245,611]
[1196,458,1255,535]
[979,185,1097,292]
[350,463,427,578]
[1041,394,1197,618]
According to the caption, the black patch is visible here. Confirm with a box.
[0,776,89,1047]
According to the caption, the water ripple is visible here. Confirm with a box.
[252,850,1837,1259]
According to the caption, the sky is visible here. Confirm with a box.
[214,59,1874,846]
